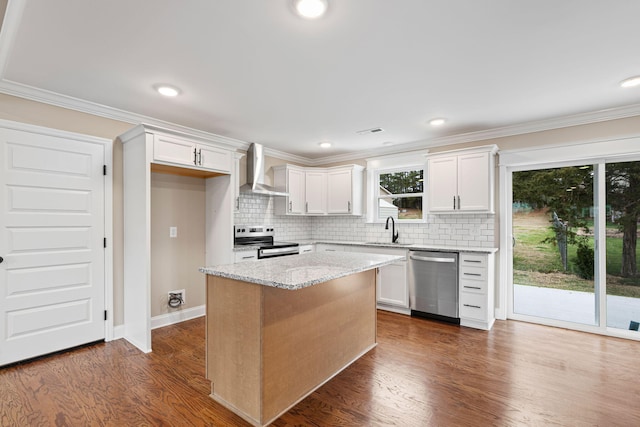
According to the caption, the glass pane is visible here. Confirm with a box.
[605,161,640,332]
[379,170,423,195]
[512,165,596,326]
[379,197,423,220]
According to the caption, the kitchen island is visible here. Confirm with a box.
[199,252,403,427]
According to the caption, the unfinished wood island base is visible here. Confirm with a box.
[205,269,376,427]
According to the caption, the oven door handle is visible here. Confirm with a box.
[259,247,299,257]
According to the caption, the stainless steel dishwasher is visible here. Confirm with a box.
[408,251,459,324]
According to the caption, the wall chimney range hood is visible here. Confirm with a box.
[239,143,289,197]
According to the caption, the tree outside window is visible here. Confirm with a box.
[377,168,424,221]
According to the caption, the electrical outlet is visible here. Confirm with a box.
[169,226,178,238]
[167,289,185,308]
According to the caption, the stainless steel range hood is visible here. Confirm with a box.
[239,143,289,197]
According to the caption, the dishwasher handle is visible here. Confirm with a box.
[410,254,456,263]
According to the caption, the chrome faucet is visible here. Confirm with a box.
[385,216,399,243]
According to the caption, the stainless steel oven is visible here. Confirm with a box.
[234,225,299,259]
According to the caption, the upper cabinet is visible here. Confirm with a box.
[305,170,327,214]
[153,134,232,174]
[427,145,498,213]
[274,164,364,216]
[327,166,363,215]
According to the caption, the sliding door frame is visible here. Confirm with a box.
[499,136,640,340]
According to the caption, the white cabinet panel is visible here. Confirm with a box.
[458,252,495,330]
[234,250,257,263]
[153,134,231,173]
[153,135,195,166]
[305,171,326,214]
[427,145,497,213]
[299,244,315,254]
[275,164,363,216]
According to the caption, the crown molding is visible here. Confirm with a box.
[3,75,640,165]
[2,0,640,165]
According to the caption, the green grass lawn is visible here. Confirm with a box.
[513,212,640,298]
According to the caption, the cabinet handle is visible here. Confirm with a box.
[463,304,482,309]
[463,272,482,277]
[236,197,240,210]
[348,201,351,212]
[306,201,308,213]
[463,259,482,263]
[289,201,292,212]
[197,149,202,165]
[453,196,456,210]
[193,148,198,165]
[464,285,482,290]
[457,195,461,210]
[241,255,255,259]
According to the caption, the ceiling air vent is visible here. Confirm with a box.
[356,127,384,135]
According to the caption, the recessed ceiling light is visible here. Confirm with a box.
[293,0,328,19]
[621,76,640,88]
[429,118,447,126]
[319,141,332,148]
[155,84,180,97]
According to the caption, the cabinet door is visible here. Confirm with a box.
[153,135,196,166]
[288,168,305,214]
[377,262,409,307]
[427,156,457,212]
[198,144,232,173]
[327,169,352,214]
[457,152,490,211]
[315,244,344,252]
[305,171,327,214]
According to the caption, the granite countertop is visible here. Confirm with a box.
[200,252,404,290]
[234,240,497,253]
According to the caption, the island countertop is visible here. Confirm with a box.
[199,251,404,290]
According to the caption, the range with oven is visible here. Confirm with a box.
[234,225,299,259]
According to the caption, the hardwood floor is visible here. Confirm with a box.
[2,311,640,426]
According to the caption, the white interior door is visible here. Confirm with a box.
[0,128,105,366]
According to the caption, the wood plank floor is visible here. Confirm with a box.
[2,311,640,426]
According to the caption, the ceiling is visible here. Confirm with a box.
[1,0,640,160]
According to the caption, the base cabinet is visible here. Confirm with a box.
[459,252,495,330]
[347,245,409,312]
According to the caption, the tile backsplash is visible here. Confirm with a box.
[235,193,496,248]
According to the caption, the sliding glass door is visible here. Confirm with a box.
[605,161,640,332]
[512,165,597,326]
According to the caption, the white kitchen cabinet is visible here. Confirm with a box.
[274,165,306,215]
[458,252,495,330]
[427,145,497,213]
[348,245,409,313]
[275,164,363,216]
[233,152,244,212]
[120,124,236,353]
[153,134,232,173]
[298,244,315,254]
[327,166,364,215]
[305,171,327,214]
[234,250,257,263]
[315,243,345,252]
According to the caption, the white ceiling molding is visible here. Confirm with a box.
[3,72,640,165]
[2,0,640,165]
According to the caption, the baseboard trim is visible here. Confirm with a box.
[151,305,206,330]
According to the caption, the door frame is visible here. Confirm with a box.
[0,119,114,341]
[499,135,640,340]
